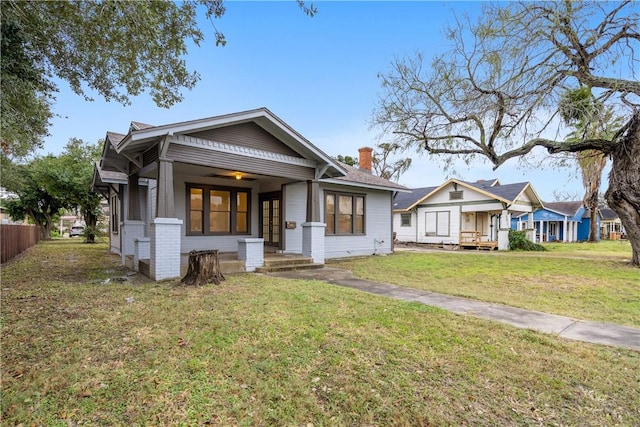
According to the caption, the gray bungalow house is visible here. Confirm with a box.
[93,108,407,280]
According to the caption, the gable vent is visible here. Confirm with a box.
[449,191,463,200]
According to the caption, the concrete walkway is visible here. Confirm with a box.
[268,267,640,351]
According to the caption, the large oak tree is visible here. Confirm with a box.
[374,0,640,265]
[0,0,315,157]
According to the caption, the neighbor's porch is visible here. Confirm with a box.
[460,208,535,250]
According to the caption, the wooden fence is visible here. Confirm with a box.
[1,224,43,264]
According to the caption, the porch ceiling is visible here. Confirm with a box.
[140,161,300,185]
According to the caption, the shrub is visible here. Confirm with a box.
[509,229,546,251]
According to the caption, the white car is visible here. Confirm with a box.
[69,226,85,237]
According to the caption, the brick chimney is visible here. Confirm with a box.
[358,147,373,173]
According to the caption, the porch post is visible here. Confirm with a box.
[121,173,145,265]
[563,217,568,242]
[306,180,321,222]
[156,158,175,218]
[127,173,141,220]
[150,157,181,280]
[539,220,544,242]
[527,213,535,242]
[497,210,511,250]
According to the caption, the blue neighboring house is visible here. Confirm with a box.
[511,201,601,242]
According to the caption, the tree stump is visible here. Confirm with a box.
[181,250,225,286]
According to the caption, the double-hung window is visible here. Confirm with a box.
[325,192,365,235]
[187,184,250,235]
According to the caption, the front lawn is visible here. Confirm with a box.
[2,240,639,425]
[332,241,639,327]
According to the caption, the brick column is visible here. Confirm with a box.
[134,237,150,272]
[302,222,326,264]
[238,238,264,272]
[121,220,145,264]
[150,217,183,281]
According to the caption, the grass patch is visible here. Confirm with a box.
[2,240,639,425]
[333,241,640,327]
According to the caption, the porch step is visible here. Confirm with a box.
[124,255,134,270]
[139,259,151,277]
[263,256,314,267]
[255,262,323,273]
[137,258,246,279]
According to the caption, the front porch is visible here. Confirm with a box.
[129,250,322,278]
[459,231,498,250]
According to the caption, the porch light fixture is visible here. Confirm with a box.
[235,172,242,180]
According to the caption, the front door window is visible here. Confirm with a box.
[260,193,281,247]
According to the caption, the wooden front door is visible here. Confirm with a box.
[259,192,281,248]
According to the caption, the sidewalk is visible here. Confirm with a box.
[268,267,640,351]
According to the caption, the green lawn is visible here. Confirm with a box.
[332,241,639,327]
[2,240,639,425]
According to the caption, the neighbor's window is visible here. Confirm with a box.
[325,192,365,235]
[400,213,411,227]
[187,184,250,235]
[425,211,450,236]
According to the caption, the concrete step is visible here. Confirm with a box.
[263,256,314,267]
[255,263,323,273]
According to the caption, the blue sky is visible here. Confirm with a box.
[41,1,589,201]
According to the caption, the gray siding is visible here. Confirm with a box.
[321,184,393,258]
[283,182,307,254]
[167,145,314,180]
[393,211,418,242]
[186,122,302,157]
[143,145,159,167]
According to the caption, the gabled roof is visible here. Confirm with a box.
[599,207,619,220]
[393,186,439,210]
[465,178,500,189]
[542,201,583,217]
[129,121,154,131]
[481,182,531,202]
[111,107,347,179]
[106,131,126,146]
[92,162,127,195]
[393,178,542,211]
[324,163,409,192]
[99,132,128,172]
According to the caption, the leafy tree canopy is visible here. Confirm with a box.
[3,156,67,239]
[0,0,316,157]
[2,138,103,240]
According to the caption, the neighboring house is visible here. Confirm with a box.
[0,206,10,224]
[92,108,407,280]
[599,207,625,240]
[511,201,601,242]
[393,178,543,250]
